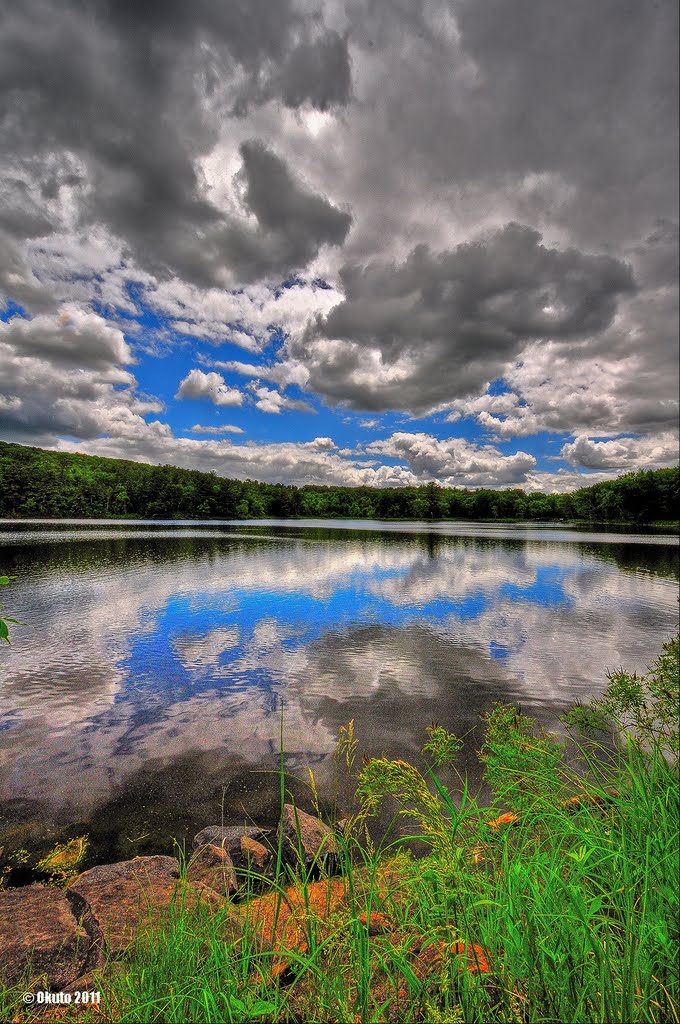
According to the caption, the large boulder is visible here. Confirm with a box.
[67,855,224,956]
[0,884,101,988]
[279,804,338,868]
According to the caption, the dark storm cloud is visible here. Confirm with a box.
[230,140,352,273]
[340,0,677,253]
[0,0,676,482]
[0,0,352,288]
[292,224,635,412]
[454,0,677,184]
[159,140,352,287]
[277,31,351,112]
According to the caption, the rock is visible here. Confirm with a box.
[192,825,270,867]
[279,804,338,867]
[239,836,271,874]
[358,911,392,935]
[186,843,238,897]
[67,855,222,956]
[0,884,101,988]
[244,878,347,979]
[486,811,519,830]
[414,939,491,977]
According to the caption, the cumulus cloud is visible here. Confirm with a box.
[560,434,679,471]
[445,332,679,445]
[247,383,315,415]
[0,309,159,444]
[0,305,132,369]
[187,423,244,435]
[365,432,536,487]
[175,369,244,407]
[56,429,418,488]
[277,224,635,413]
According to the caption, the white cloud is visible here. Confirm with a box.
[145,276,343,349]
[187,423,244,435]
[560,433,679,471]
[175,369,244,407]
[366,432,536,487]
[0,308,160,443]
[247,382,315,415]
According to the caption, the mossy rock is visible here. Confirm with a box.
[35,836,89,887]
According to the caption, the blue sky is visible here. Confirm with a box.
[0,0,677,490]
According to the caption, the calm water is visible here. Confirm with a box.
[0,519,678,862]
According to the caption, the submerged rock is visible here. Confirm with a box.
[0,884,101,988]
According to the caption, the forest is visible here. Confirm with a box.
[0,440,677,524]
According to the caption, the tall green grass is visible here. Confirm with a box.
[2,637,677,1023]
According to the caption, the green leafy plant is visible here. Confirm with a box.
[478,703,566,808]
[563,635,679,759]
[0,575,23,644]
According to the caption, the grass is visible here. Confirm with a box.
[3,638,678,1023]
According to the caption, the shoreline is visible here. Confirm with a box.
[1,636,678,1023]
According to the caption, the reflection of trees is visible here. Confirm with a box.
[1,533,283,581]
[2,521,677,870]
[582,542,679,580]
[3,524,676,588]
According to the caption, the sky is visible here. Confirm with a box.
[0,0,678,492]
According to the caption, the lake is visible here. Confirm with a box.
[0,519,678,864]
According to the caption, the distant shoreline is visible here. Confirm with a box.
[1,513,678,533]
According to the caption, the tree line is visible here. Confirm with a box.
[0,440,677,524]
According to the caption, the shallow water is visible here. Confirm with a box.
[0,519,677,862]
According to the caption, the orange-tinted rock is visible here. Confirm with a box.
[452,941,491,973]
[487,811,519,829]
[0,884,100,988]
[562,789,620,812]
[416,939,491,976]
[244,877,347,977]
[67,855,222,956]
[187,843,238,897]
[279,804,338,867]
[240,836,271,873]
[358,911,392,935]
